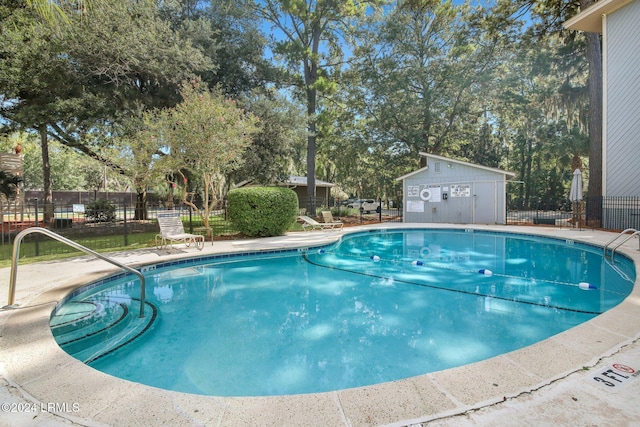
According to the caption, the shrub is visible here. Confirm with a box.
[227,187,298,237]
[331,207,359,217]
[85,199,117,222]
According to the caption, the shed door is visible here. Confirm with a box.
[474,182,496,224]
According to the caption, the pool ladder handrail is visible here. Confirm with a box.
[603,228,640,261]
[5,227,146,318]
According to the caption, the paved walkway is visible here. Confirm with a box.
[1,224,639,426]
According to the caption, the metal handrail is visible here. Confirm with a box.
[6,227,146,318]
[603,228,634,255]
[603,228,640,262]
[610,230,640,261]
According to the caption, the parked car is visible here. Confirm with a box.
[340,198,359,206]
[350,199,381,214]
[346,199,363,208]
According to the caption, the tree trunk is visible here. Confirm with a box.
[525,137,533,208]
[39,125,54,225]
[135,190,148,220]
[306,109,317,214]
[304,38,320,214]
[581,0,603,225]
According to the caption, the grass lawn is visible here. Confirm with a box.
[0,231,159,269]
[0,220,307,269]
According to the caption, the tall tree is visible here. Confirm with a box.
[254,0,381,213]
[577,0,602,222]
[498,0,601,219]
[0,3,88,222]
[352,0,507,168]
[159,0,272,97]
[155,80,259,230]
[491,31,588,208]
[230,90,306,186]
[315,65,404,201]
[109,113,164,219]
[1,0,212,220]
[63,0,210,114]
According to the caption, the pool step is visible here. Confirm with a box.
[51,298,158,364]
[54,304,134,355]
[50,301,103,335]
[52,301,131,348]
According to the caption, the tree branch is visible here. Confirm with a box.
[48,124,129,176]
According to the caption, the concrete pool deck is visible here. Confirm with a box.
[1,223,639,426]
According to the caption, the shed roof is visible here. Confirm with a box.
[564,0,634,33]
[396,152,516,181]
[235,175,335,188]
[285,176,335,188]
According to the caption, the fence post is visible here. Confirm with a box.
[378,197,382,222]
[34,199,40,256]
[123,203,128,246]
[189,207,193,233]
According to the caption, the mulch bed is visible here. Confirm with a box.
[337,217,382,227]
[211,233,249,241]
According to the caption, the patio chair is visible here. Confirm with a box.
[298,215,341,231]
[155,212,205,251]
[321,211,343,229]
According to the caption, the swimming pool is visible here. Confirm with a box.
[51,228,635,397]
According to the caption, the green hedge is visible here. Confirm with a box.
[227,187,298,237]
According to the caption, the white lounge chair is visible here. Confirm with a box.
[298,215,341,231]
[155,212,205,251]
[321,211,343,229]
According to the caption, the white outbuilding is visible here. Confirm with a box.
[397,153,516,224]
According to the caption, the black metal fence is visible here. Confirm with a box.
[0,197,403,261]
[13,194,638,260]
[0,199,236,261]
[331,198,403,224]
[598,196,640,230]
[506,197,576,227]
[506,196,640,230]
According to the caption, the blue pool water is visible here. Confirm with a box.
[51,229,635,396]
